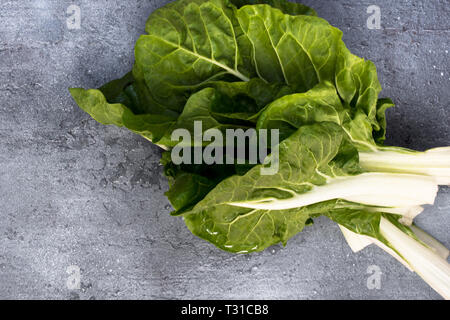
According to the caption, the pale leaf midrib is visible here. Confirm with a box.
[146,35,250,82]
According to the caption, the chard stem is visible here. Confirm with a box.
[229,173,438,210]
[340,221,450,299]
[379,217,450,300]
[359,147,450,185]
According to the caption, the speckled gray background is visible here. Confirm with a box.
[0,0,449,300]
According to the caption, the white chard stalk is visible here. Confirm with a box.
[369,206,424,226]
[410,225,450,260]
[230,173,438,210]
[339,224,414,271]
[340,219,450,299]
[359,147,450,185]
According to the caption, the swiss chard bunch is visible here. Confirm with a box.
[70,0,450,298]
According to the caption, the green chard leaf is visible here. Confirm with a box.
[185,201,323,253]
[235,4,341,90]
[136,0,253,110]
[325,208,386,242]
[162,151,248,215]
[256,82,391,152]
[182,122,362,252]
[373,98,395,144]
[72,1,392,151]
[230,0,317,16]
[68,87,177,145]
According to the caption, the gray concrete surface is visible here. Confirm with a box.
[0,0,448,300]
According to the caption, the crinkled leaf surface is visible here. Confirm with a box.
[185,200,332,253]
[161,151,249,214]
[183,122,362,252]
[69,87,177,145]
[230,0,316,16]
[235,4,340,90]
[137,0,253,110]
[257,82,391,151]
[72,0,391,151]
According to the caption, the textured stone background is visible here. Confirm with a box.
[0,0,449,300]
